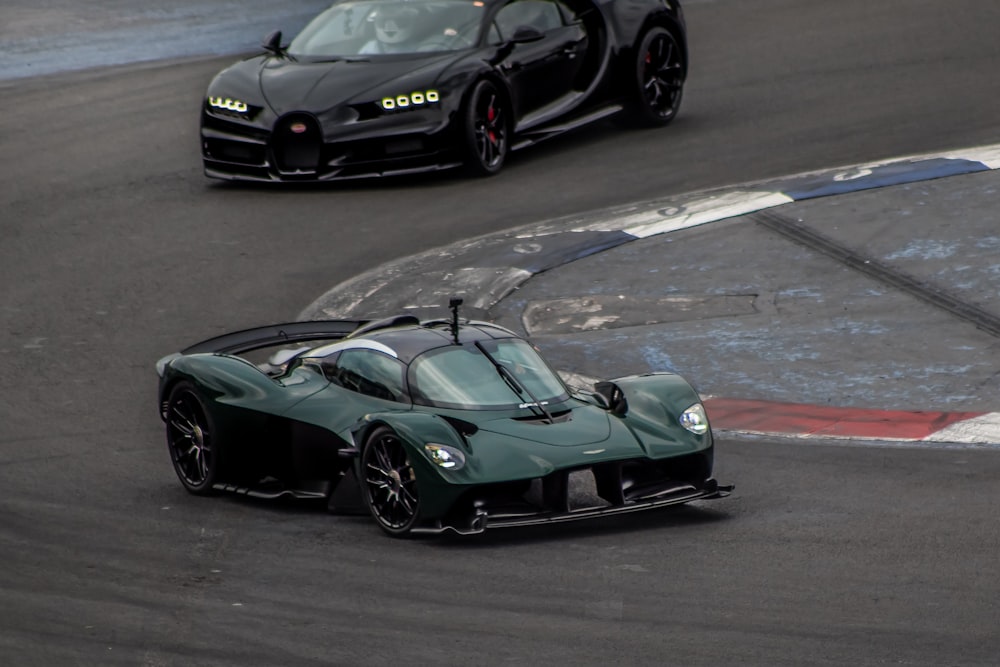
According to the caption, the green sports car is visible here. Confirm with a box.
[156,305,731,536]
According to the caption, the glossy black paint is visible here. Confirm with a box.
[200,0,687,181]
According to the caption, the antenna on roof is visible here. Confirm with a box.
[449,297,463,344]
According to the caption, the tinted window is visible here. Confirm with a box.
[289,0,486,57]
[327,349,408,403]
[495,0,564,39]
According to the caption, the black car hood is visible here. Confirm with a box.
[237,53,463,115]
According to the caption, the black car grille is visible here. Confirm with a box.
[201,113,270,177]
[202,109,460,181]
[204,138,267,166]
[272,113,322,175]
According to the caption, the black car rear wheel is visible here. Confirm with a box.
[362,426,421,536]
[463,79,509,176]
[165,382,221,495]
[629,27,685,126]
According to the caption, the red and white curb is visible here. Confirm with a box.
[557,372,1000,447]
[702,398,1000,446]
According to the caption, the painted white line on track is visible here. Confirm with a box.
[922,413,1000,445]
[712,428,924,443]
[621,191,795,239]
[808,141,1000,173]
[945,145,1000,170]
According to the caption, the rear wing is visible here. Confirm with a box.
[157,316,429,379]
[180,320,365,355]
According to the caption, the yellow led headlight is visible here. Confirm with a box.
[380,90,440,111]
[208,96,249,113]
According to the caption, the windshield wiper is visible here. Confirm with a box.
[305,56,369,64]
[475,341,554,424]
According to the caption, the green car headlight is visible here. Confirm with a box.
[679,403,709,435]
[424,443,466,470]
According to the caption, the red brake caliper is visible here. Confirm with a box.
[487,103,497,145]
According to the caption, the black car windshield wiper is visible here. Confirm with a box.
[303,56,370,64]
[474,341,554,423]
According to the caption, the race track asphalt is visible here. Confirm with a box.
[2,1,1000,665]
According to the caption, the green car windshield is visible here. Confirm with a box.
[289,0,486,58]
[409,339,569,410]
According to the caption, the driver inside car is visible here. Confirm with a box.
[360,4,423,53]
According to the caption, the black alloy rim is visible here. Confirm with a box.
[642,33,683,118]
[364,432,419,530]
[166,391,212,487]
[473,87,506,169]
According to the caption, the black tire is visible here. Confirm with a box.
[164,381,222,495]
[361,426,421,537]
[462,79,510,176]
[628,27,685,126]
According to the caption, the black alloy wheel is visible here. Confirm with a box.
[362,426,421,536]
[463,79,509,176]
[631,27,685,126]
[165,382,220,494]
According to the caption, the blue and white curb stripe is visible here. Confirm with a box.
[300,143,1000,321]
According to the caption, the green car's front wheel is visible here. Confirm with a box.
[362,426,421,537]
[165,382,220,495]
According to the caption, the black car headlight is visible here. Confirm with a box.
[205,96,262,120]
[379,89,441,112]
[208,96,249,113]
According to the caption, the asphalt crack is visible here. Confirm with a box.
[752,209,1000,339]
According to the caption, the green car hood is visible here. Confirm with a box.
[477,404,612,447]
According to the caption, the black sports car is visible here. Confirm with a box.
[201,0,687,181]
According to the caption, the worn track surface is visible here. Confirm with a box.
[2,1,1000,664]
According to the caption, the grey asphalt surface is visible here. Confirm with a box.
[0,1,331,80]
[2,1,1000,665]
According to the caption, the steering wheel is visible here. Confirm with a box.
[418,30,475,52]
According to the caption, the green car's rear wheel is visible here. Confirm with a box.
[362,426,421,536]
[165,382,220,495]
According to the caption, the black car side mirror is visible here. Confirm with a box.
[262,30,285,56]
[510,26,545,44]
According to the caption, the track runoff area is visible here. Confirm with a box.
[304,143,1000,448]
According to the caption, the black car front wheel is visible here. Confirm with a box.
[629,27,685,126]
[165,382,221,495]
[462,79,510,176]
[362,426,421,537]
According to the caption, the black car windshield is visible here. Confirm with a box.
[290,0,486,57]
[409,338,569,410]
